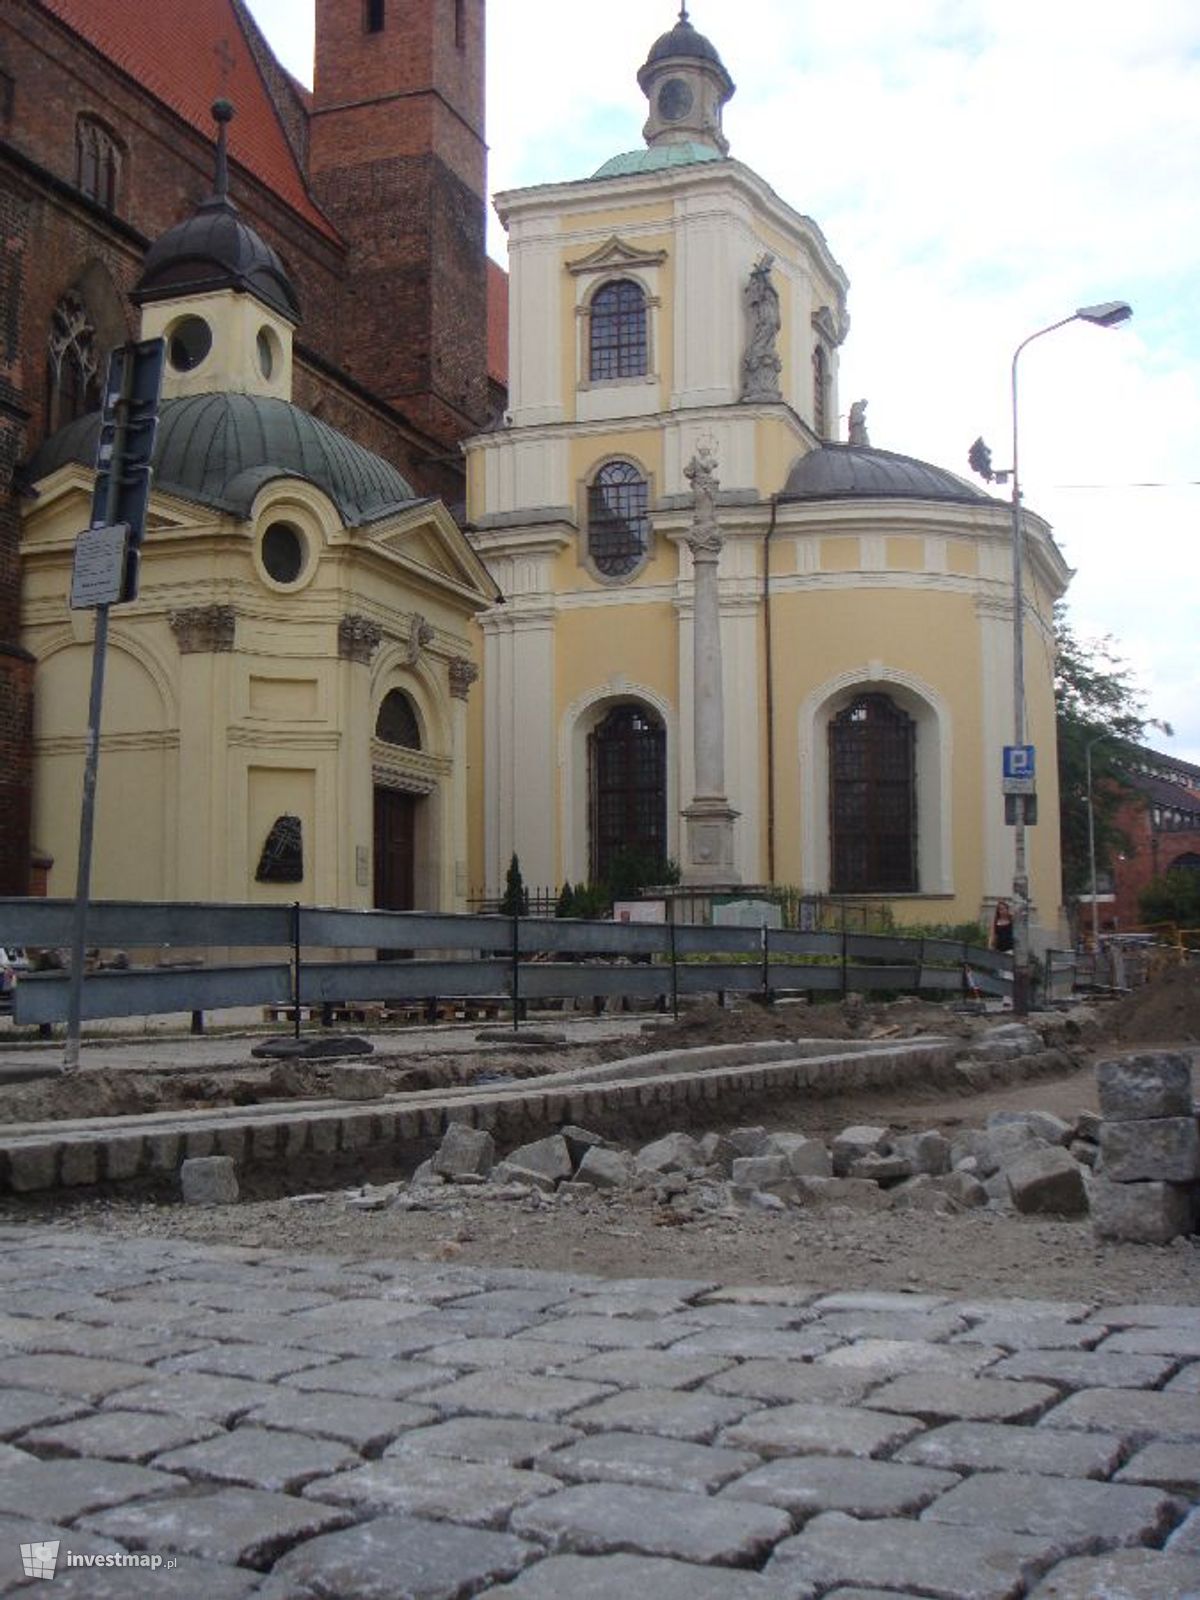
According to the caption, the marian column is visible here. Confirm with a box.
[681,445,739,883]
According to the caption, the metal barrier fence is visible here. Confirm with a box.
[0,899,1011,1028]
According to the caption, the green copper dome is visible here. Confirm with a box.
[29,393,419,527]
[592,142,725,179]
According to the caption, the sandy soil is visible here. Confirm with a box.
[4,964,1199,1306]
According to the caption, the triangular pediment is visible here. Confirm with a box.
[368,502,500,607]
[567,235,668,276]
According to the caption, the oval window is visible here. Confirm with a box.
[261,521,306,585]
[167,315,212,372]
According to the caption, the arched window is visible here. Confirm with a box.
[589,279,647,381]
[46,291,100,432]
[829,693,917,893]
[589,703,667,883]
[76,118,121,211]
[1168,852,1200,874]
[587,460,649,578]
[375,690,421,749]
[812,344,829,438]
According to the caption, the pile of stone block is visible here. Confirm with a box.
[1091,1051,1200,1244]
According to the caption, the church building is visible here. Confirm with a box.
[464,10,1068,942]
[1,0,496,897]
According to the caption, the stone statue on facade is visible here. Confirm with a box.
[848,398,870,447]
[740,253,782,402]
[684,443,722,556]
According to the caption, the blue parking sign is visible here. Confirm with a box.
[1003,745,1036,779]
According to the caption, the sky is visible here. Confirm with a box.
[246,0,1199,765]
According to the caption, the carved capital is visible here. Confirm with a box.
[170,604,236,654]
[449,656,479,701]
[338,613,383,664]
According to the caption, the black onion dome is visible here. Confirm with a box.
[638,11,734,96]
[782,444,992,505]
[28,393,418,527]
[133,197,301,323]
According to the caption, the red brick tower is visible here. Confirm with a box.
[309,0,488,448]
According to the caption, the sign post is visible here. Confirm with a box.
[63,339,164,1070]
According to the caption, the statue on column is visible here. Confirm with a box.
[684,442,722,555]
[741,253,782,402]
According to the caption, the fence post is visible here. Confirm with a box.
[292,901,302,1039]
[511,907,520,1033]
[841,905,848,998]
[761,923,770,1006]
[669,907,679,1021]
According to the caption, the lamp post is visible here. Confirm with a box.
[1008,300,1131,1017]
[1085,732,1107,954]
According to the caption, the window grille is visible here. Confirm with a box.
[589,279,648,381]
[589,703,667,883]
[76,118,120,211]
[376,690,421,749]
[587,461,649,578]
[46,291,99,431]
[829,693,917,893]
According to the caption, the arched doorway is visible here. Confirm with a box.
[588,702,667,884]
[373,689,421,913]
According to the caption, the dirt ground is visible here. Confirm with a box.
[6,964,1199,1307]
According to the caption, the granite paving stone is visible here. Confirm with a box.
[413,1370,616,1421]
[1039,1386,1200,1445]
[281,1297,432,1331]
[818,1337,1004,1378]
[80,1486,351,1571]
[243,1390,438,1453]
[0,1512,130,1593]
[253,1514,537,1600]
[509,1481,792,1566]
[20,1408,223,1464]
[1168,1507,1200,1554]
[280,1357,445,1400]
[720,1402,924,1460]
[301,1456,562,1528]
[704,1359,875,1407]
[0,1354,151,1404]
[155,1343,338,1382]
[895,1420,1125,1480]
[152,1425,360,1492]
[767,1510,1064,1600]
[1088,1303,1200,1329]
[1115,1440,1200,1496]
[1169,1363,1200,1394]
[478,1551,801,1599]
[813,1292,950,1313]
[564,1385,754,1442]
[0,1389,91,1441]
[0,1452,187,1523]
[539,1430,759,1494]
[521,1315,680,1350]
[1026,1549,1200,1598]
[1099,1326,1200,1359]
[419,1337,585,1373]
[988,1348,1178,1390]
[861,1373,1060,1423]
[721,1455,960,1522]
[663,1327,839,1362]
[559,1348,735,1390]
[383,1417,581,1467]
[438,1287,575,1317]
[920,1469,1181,1549]
[14,1323,202,1365]
[813,1308,967,1342]
[952,1316,1105,1350]
[123,1282,332,1315]
[99,1372,279,1425]
[0,1314,66,1351]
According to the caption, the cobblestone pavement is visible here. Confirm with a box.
[0,1226,1197,1598]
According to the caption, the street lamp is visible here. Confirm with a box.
[1085,732,1107,955]
[1008,300,1132,1016]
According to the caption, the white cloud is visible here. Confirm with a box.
[247,0,1200,762]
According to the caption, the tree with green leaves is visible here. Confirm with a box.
[1139,870,1200,929]
[1054,606,1165,899]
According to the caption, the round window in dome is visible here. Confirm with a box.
[260,521,306,586]
[167,315,212,372]
[257,327,276,379]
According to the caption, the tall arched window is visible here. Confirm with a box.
[589,279,647,381]
[76,117,121,211]
[375,690,421,749]
[587,460,649,578]
[589,703,667,883]
[812,344,829,438]
[829,693,917,893]
[46,292,100,432]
